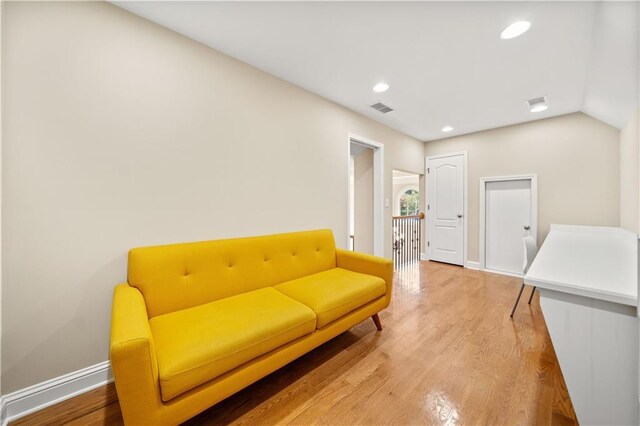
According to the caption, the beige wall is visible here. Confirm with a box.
[0,0,4,394]
[620,109,640,233]
[1,1,424,393]
[353,149,374,254]
[424,112,620,263]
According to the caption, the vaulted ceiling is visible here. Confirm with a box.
[114,1,639,141]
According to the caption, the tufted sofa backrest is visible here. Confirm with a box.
[128,229,337,318]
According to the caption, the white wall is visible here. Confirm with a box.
[620,109,640,233]
[424,112,620,263]
[1,1,424,393]
[582,1,639,129]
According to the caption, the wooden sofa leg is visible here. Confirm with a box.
[372,314,382,331]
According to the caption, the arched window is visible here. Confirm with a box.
[399,189,419,216]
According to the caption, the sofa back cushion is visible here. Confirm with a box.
[128,229,336,317]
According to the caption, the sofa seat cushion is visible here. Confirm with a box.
[149,287,316,401]
[274,268,386,329]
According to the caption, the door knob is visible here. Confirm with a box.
[457,214,463,218]
[524,225,531,230]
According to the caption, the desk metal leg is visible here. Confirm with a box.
[510,283,526,318]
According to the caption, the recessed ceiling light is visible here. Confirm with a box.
[530,105,548,113]
[500,21,531,40]
[373,82,389,93]
[441,126,454,132]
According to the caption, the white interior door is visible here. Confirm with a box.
[427,154,465,265]
[485,179,533,275]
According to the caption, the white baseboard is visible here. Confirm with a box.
[483,268,523,279]
[464,261,523,278]
[1,361,113,426]
[0,396,6,426]
[421,256,478,267]
[465,260,480,270]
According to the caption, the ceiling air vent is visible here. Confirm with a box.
[526,96,547,109]
[370,102,394,114]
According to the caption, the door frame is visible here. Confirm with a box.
[479,174,538,276]
[425,151,468,266]
[347,133,384,257]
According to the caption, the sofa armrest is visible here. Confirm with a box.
[336,249,393,306]
[110,284,162,424]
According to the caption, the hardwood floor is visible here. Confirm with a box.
[12,261,577,425]
[11,383,121,426]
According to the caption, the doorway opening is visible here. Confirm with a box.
[347,134,384,256]
[392,170,424,268]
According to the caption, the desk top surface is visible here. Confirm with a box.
[524,225,638,306]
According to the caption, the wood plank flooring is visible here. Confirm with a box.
[11,261,577,425]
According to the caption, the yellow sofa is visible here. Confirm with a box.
[110,229,393,425]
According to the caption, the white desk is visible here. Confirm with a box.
[525,224,638,425]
